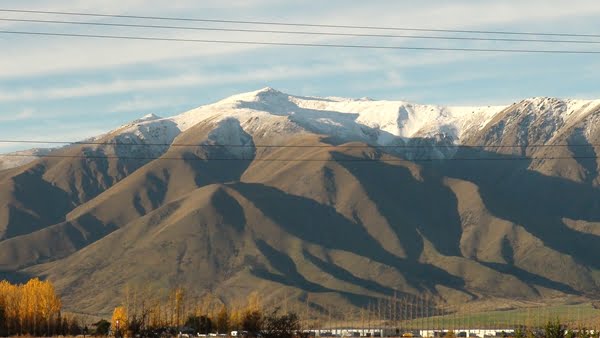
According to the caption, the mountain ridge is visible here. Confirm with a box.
[1,87,599,316]
[2,88,599,167]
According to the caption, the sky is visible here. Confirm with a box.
[1,0,600,153]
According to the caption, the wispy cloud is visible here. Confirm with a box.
[333,0,600,30]
[3,0,598,80]
[0,61,376,102]
[0,108,35,122]
[0,121,110,152]
[0,0,598,137]
[0,37,254,79]
[110,96,187,113]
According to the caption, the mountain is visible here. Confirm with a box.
[0,148,52,171]
[1,88,599,316]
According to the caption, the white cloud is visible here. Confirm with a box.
[0,75,205,101]
[0,61,376,102]
[331,1,600,30]
[0,35,255,79]
[0,0,597,112]
[2,0,598,80]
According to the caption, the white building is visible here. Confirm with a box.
[308,328,515,338]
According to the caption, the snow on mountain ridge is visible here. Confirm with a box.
[103,89,600,164]
[484,97,600,146]
[220,87,506,140]
[166,87,505,141]
[2,88,599,171]
[131,113,162,124]
[0,148,51,170]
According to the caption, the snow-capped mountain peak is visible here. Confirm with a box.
[2,88,599,170]
[132,113,162,124]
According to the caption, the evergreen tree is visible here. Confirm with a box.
[93,319,111,336]
[69,317,82,336]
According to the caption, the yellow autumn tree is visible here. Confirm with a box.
[0,281,14,333]
[23,278,39,334]
[0,278,61,336]
[229,304,243,331]
[112,306,128,337]
[38,280,61,335]
[175,288,184,328]
[247,292,261,312]
[149,299,163,329]
[1,281,20,334]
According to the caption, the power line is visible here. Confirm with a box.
[1,153,597,163]
[0,139,599,149]
[2,30,600,54]
[2,17,600,45]
[1,8,599,39]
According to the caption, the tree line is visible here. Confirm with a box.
[110,288,304,338]
[0,278,73,336]
[3,278,600,338]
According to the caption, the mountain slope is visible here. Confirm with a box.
[1,88,600,315]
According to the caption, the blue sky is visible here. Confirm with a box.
[1,0,599,153]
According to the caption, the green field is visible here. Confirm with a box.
[318,304,600,331]
[397,303,600,330]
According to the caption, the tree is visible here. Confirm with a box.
[60,314,69,336]
[69,316,83,336]
[246,292,261,313]
[39,279,61,336]
[242,310,263,335]
[515,327,525,338]
[230,306,243,331]
[128,303,151,336]
[261,310,300,338]
[112,306,128,338]
[545,319,565,338]
[185,315,212,334]
[0,304,6,337]
[241,292,263,332]
[56,311,64,336]
[0,278,61,336]
[175,288,184,329]
[94,319,111,336]
[216,305,229,334]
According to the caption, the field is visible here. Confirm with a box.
[401,304,600,330]
[317,303,600,330]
